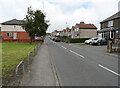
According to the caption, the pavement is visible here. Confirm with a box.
[19,42,56,86]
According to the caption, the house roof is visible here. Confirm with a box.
[72,26,75,30]
[57,31,63,33]
[1,19,23,25]
[66,27,71,31]
[63,29,66,31]
[76,23,97,29]
[101,11,120,23]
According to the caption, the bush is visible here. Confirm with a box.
[69,38,90,43]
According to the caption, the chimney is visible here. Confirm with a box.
[80,21,85,24]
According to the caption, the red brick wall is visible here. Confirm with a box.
[1,31,44,43]
[17,32,30,39]
[2,39,43,43]
[1,31,30,39]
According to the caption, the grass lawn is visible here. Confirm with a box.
[76,43,88,45]
[2,42,38,84]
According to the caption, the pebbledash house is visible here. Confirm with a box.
[1,19,42,42]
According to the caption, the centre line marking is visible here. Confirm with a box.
[99,64,120,76]
[70,50,85,58]
[61,46,67,49]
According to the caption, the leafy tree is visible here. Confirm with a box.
[22,7,49,44]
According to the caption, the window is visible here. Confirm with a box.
[7,33,12,37]
[14,25,16,28]
[102,23,104,28]
[108,20,113,27]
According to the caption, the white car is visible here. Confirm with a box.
[84,38,98,44]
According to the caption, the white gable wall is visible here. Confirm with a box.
[1,25,25,32]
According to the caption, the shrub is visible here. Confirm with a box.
[69,38,90,43]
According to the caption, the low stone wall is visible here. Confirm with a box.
[107,39,120,53]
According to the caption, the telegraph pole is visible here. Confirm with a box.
[66,22,68,28]
[42,0,44,12]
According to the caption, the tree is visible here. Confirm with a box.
[22,7,49,44]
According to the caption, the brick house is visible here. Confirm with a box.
[72,21,97,38]
[98,11,120,39]
[1,19,42,42]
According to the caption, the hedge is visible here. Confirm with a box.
[69,38,90,43]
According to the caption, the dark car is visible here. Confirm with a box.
[91,38,108,45]
[54,38,61,42]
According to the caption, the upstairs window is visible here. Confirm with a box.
[7,33,12,37]
[77,28,79,31]
[102,23,105,29]
[14,25,16,28]
[108,20,113,27]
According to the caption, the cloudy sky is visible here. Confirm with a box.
[0,0,119,33]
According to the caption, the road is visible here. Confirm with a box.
[45,36,119,86]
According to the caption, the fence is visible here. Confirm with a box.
[15,42,41,84]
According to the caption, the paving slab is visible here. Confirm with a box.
[19,43,56,86]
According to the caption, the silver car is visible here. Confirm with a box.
[84,38,98,44]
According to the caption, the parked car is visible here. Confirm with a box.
[49,36,54,40]
[91,38,108,45]
[84,38,98,44]
[54,37,61,42]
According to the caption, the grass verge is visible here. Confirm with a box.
[76,43,89,46]
[2,42,38,85]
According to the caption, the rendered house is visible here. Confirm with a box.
[73,21,97,38]
[63,29,67,36]
[1,19,42,42]
[98,11,120,39]
[51,21,97,39]
[59,31,64,36]
[51,30,58,37]
[66,27,72,38]
[71,26,75,38]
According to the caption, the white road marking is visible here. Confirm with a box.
[61,46,67,49]
[69,50,85,58]
[99,64,120,76]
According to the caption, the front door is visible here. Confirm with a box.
[13,33,17,39]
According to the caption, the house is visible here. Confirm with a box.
[63,29,67,36]
[71,26,75,38]
[59,31,64,36]
[51,30,58,37]
[66,27,72,38]
[98,11,120,39]
[1,19,42,42]
[51,21,97,39]
[72,21,97,38]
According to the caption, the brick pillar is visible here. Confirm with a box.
[107,40,112,53]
